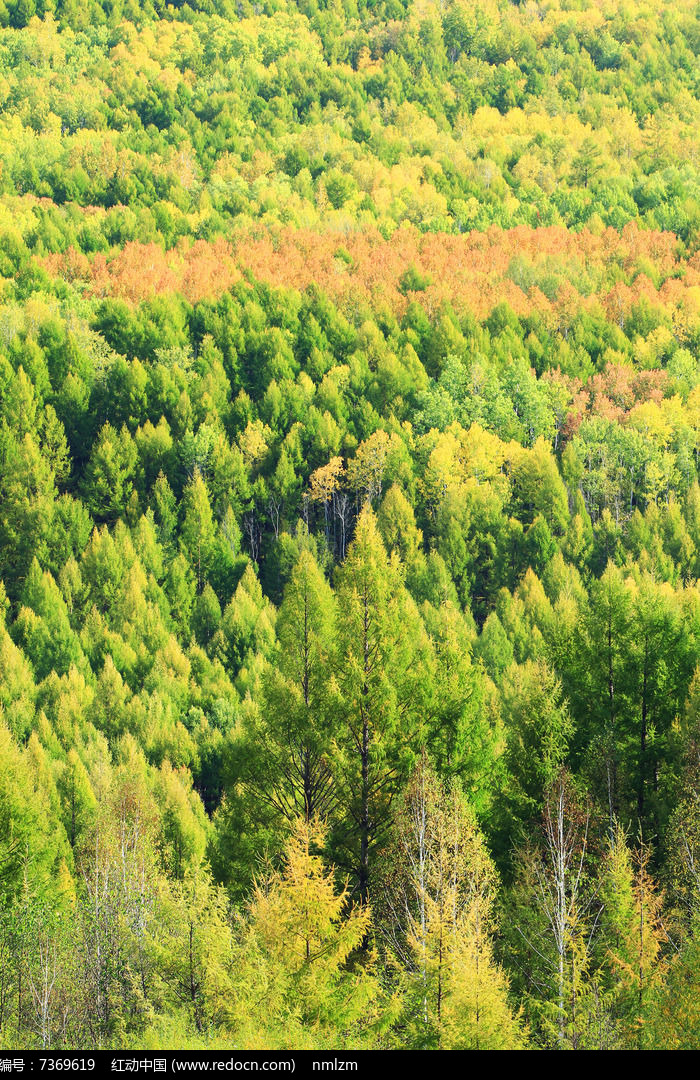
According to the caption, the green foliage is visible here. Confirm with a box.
[1,0,700,1053]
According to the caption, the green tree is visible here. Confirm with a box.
[179,470,217,594]
[332,507,430,904]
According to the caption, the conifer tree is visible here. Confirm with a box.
[332,507,429,904]
[598,828,666,1049]
[244,549,338,825]
[380,757,524,1049]
[180,470,216,594]
[230,818,385,1049]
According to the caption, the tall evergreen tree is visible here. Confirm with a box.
[332,507,430,904]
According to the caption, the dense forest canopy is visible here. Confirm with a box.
[3,0,700,1051]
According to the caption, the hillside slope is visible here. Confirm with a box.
[1,0,700,1052]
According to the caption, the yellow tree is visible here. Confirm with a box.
[230,818,389,1049]
[382,756,524,1049]
[309,456,346,553]
[598,827,666,1050]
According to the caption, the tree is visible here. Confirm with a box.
[498,659,574,837]
[597,827,666,1050]
[377,483,424,573]
[12,560,85,681]
[149,865,233,1036]
[81,423,138,524]
[247,549,338,825]
[627,575,684,835]
[570,137,603,189]
[229,818,386,1050]
[309,456,346,554]
[646,921,700,1049]
[347,431,404,507]
[420,597,497,809]
[332,508,430,905]
[538,773,592,1048]
[0,723,68,905]
[506,771,600,1048]
[179,470,216,594]
[379,757,524,1049]
[0,431,56,592]
[56,750,97,851]
[573,562,632,833]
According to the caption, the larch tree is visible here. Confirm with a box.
[379,756,524,1049]
[573,562,632,836]
[332,507,430,906]
[254,548,338,824]
[230,818,387,1050]
[597,827,666,1050]
[179,469,217,594]
[506,770,602,1049]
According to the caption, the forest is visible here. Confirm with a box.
[2,0,700,1052]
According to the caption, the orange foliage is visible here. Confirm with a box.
[41,237,242,304]
[39,223,695,323]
